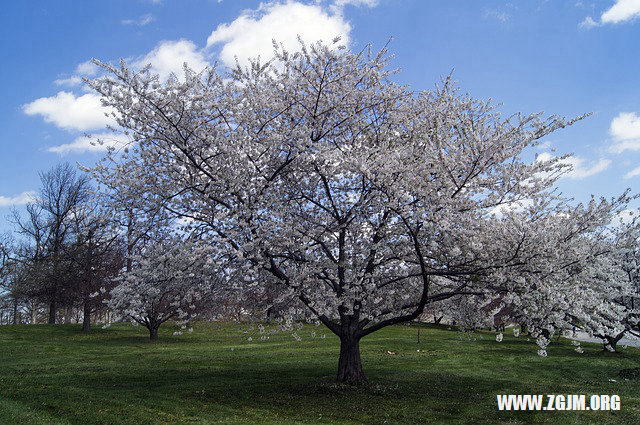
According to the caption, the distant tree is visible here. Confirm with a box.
[447,294,496,332]
[11,204,47,318]
[494,202,633,354]
[90,41,629,382]
[63,204,124,332]
[588,214,640,352]
[0,234,11,289]
[0,234,21,324]
[13,163,91,323]
[615,218,640,343]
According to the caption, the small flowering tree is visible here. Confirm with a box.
[90,40,629,381]
[108,237,217,341]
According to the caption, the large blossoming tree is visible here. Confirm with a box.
[90,41,628,382]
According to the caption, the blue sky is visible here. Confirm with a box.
[1,0,640,232]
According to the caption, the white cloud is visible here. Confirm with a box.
[332,0,378,7]
[27,0,379,146]
[624,165,640,179]
[206,1,351,68]
[564,157,611,179]
[47,132,130,154]
[611,208,636,227]
[22,91,115,132]
[490,199,534,217]
[75,60,98,76]
[536,151,553,162]
[580,0,640,28]
[53,76,83,87]
[536,152,610,180]
[52,60,99,87]
[26,41,207,137]
[602,0,640,23]
[609,112,640,153]
[133,39,209,81]
[330,0,379,14]
[0,191,36,207]
[579,16,599,28]
[536,140,552,150]
[29,40,207,135]
[122,13,155,26]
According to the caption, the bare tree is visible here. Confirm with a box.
[63,203,124,332]
[13,163,91,324]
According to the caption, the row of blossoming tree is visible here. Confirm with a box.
[43,39,634,382]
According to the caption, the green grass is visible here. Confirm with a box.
[0,322,639,424]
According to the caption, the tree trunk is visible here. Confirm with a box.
[48,300,57,324]
[31,302,37,324]
[605,332,625,352]
[12,298,18,325]
[149,326,159,342]
[337,332,366,383]
[64,306,72,324]
[266,306,274,324]
[82,302,91,332]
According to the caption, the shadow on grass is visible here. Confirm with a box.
[2,324,640,424]
[51,362,526,423]
[10,346,629,423]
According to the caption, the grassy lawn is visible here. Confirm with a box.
[0,322,639,424]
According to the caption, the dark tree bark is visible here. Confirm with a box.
[265,227,435,384]
[82,302,91,332]
[266,306,274,324]
[48,299,56,324]
[142,316,162,342]
[64,305,72,324]
[12,298,18,325]
[133,315,170,342]
[337,331,366,383]
[604,331,625,352]
[149,325,159,342]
